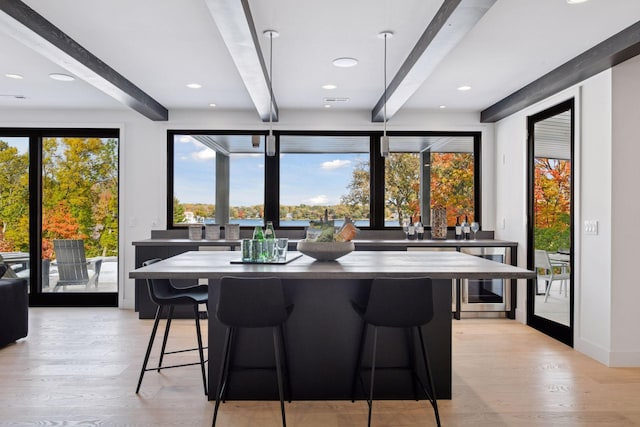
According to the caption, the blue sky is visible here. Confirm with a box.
[2,137,29,154]
[174,137,367,206]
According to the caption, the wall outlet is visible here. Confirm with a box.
[584,220,599,235]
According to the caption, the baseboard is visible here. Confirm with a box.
[574,337,611,366]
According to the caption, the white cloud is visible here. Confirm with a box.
[308,195,329,204]
[321,159,351,170]
[192,149,216,161]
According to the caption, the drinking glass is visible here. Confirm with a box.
[402,220,409,240]
[470,222,480,240]
[274,238,289,261]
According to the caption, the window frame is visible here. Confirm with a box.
[167,129,481,231]
[0,127,119,307]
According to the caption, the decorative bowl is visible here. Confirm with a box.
[296,240,355,261]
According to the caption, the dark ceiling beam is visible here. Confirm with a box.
[371,0,496,123]
[481,20,640,123]
[0,0,168,121]
[205,0,278,122]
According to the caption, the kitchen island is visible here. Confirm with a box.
[129,250,534,401]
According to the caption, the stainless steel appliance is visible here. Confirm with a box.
[460,247,511,313]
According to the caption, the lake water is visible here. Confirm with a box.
[199,219,401,227]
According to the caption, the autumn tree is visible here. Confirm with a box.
[0,141,29,251]
[430,152,475,225]
[341,151,475,227]
[534,158,571,251]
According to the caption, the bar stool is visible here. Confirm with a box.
[136,258,209,395]
[212,276,293,427]
[351,277,441,427]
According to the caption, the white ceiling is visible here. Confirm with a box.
[1,0,639,118]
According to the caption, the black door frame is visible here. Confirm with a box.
[526,99,575,346]
[1,128,118,307]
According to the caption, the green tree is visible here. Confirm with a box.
[42,137,118,257]
[0,140,29,251]
[430,152,475,225]
[384,153,420,225]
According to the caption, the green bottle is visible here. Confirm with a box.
[265,221,276,240]
[252,225,265,261]
[253,225,264,240]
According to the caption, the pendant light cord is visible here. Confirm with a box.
[269,31,273,136]
[383,32,387,137]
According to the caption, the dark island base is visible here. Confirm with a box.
[207,278,453,400]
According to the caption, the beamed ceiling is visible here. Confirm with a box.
[0,0,639,123]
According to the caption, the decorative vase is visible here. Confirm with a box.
[431,206,447,240]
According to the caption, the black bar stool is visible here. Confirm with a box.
[136,258,209,395]
[212,276,293,427]
[351,277,441,427]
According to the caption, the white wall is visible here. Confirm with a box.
[493,69,622,365]
[1,107,494,310]
[610,54,640,366]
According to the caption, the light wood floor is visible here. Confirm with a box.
[1,308,640,426]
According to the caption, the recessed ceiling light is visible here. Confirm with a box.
[209,103,217,107]
[324,104,331,108]
[5,73,23,80]
[567,0,588,4]
[332,57,358,68]
[439,105,447,109]
[457,85,472,91]
[49,73,75,82]
[322,84,337,90]
[186,83,202,89]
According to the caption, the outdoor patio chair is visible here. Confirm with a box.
[534,249,570,302]
[52,239,102,290]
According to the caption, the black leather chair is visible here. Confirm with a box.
[0,263,28,348]
[136,258,208,395]
[212,276,293,427]
[351,277,441,427]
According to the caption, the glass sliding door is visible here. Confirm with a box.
[0,136,31,288]
[42,136,118,294]
[0,128,118,306]
[527,100,574,346]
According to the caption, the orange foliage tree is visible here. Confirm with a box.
[41,201,84,259]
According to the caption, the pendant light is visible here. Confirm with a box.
[378,31,393,157]
[264,29,278,157]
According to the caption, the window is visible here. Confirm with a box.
[168,131,479,230]
[171,133,265,227]
[279,135,370,227]
[385,135,477,227]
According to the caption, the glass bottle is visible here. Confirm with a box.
[455,216,462,240]
[251,225,264,261]
[415,216,424,240]
[265,221,276,240]
[253,225,264,240]
[462,215,471,240]
[264,221,276,261]
[407,216,416,240]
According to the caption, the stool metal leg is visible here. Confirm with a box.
[367,326,378,427]
[351,323,368,402]
[279,324,293,403]
[157,305,174,372]
[273,326,287,427]
[213,327,233,427]
[136,304,164,393]
[193,305,208,396]
[405,327,420,401]
[417,327,441,427]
